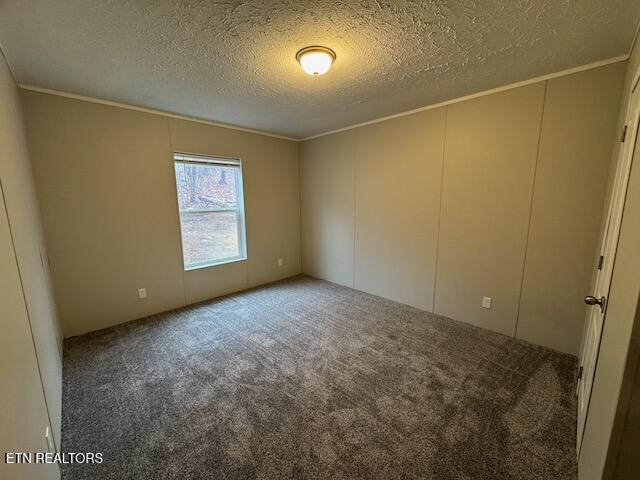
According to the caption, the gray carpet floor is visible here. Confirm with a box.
[61,275,578,480]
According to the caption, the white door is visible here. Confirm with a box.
[576,81,640,454]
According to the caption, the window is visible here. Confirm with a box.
[173,153,247,270]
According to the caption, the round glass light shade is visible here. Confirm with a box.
[296,47,336,76]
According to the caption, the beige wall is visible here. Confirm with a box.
[580,30,640,479]
[21,91,301,337]
[518,63,626,354]
[301,62,624,355]
[354,109,445,312]
[0,52,60,479]
[301,108,445,312]
[301,132,356,286]
[0,184,59,480]
[437,83,544,336]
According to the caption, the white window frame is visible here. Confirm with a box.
[173,152,247,271]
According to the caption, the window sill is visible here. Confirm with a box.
[184,256,247,272]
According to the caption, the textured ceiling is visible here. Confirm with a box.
[0,1,638,139]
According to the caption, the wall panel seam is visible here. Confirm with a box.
[432,106,447,314]
[352,138,357,288]
[514,81,549,338]
[165,118,188,306]
[297,143,303,274]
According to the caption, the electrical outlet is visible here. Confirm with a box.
[277,258,283,267]
[482,296,492,309]
[138,288,147,299]
[44,426,55,453]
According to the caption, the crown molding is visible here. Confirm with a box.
[18,54,629,143]
[17,84,299,142]
[301,55,629,141]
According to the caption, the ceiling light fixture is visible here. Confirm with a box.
[296,46,336,76]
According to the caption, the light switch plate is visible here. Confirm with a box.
[138,288,147,299]
[45,426,55,453]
